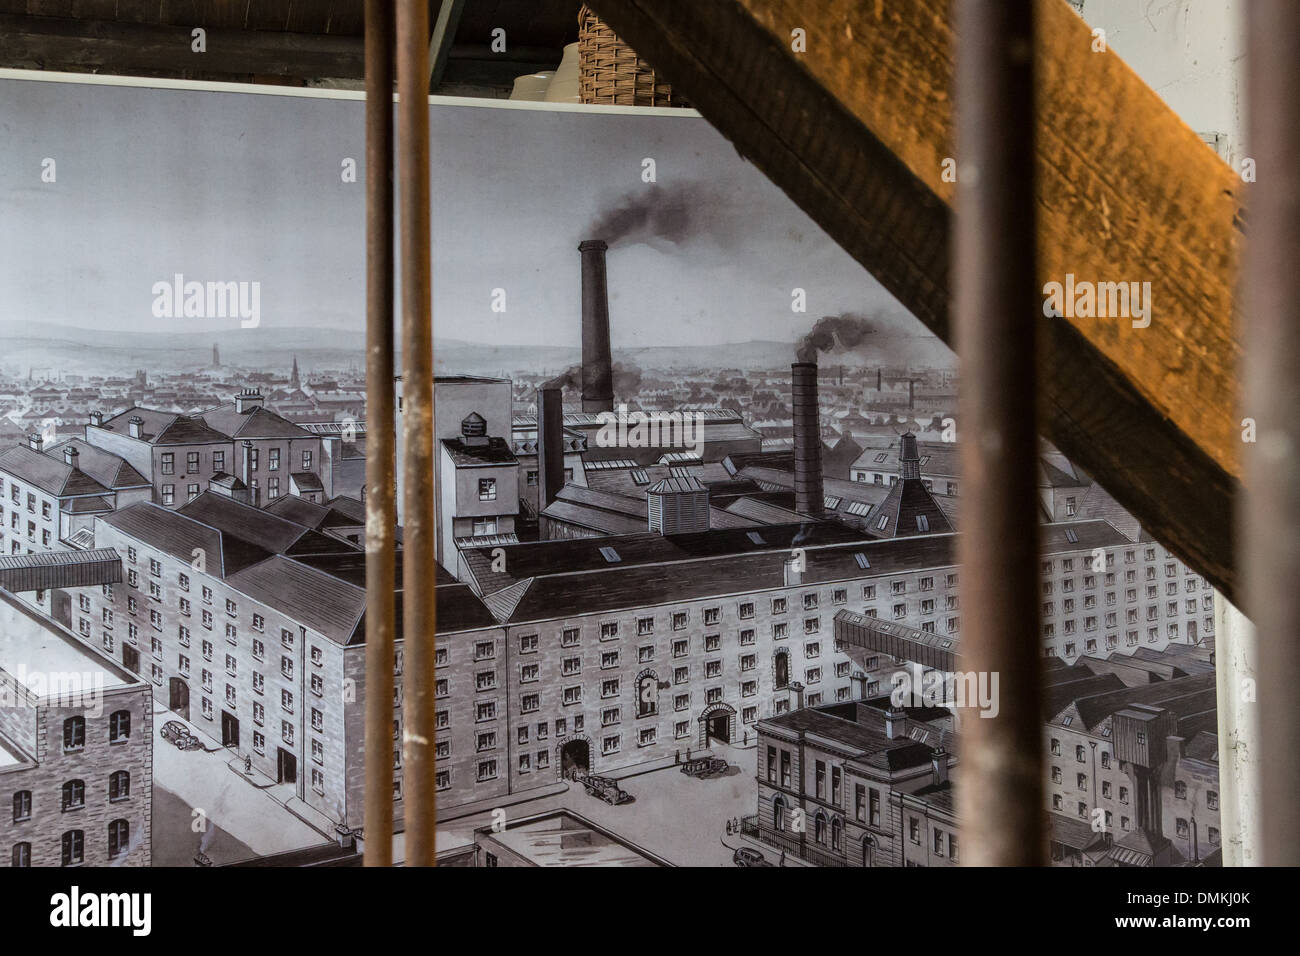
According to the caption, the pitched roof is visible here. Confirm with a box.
[200,402,315,440]
[865,478,955,538]
[44,439,150,490]
[99,406,229,445]
[0,444,109,498]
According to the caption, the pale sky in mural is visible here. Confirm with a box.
[0,76,944,356]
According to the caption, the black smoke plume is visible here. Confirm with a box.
[797,313,879,363]
[588,182,742,248]
[543,362,642,396]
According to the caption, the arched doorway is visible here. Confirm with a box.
[559,738,590,779]
[773,795,787,831]
[699,703,736,746]
[774,650,790,689]
[169,678,189,721]
[862,834,875,867]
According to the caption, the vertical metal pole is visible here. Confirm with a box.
[1245,0,1300,867]
[952,0,1045,865]
[397,0,437,866]
[362,0,396,867]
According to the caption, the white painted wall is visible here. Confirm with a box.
[1075,0,1247,169]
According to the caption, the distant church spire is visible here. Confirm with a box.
[291,355,300,388]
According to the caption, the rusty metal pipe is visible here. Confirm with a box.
[1245,0,1300,867]
[397,0,437,866]
[362,0,396,867]
[952,0,1045,865]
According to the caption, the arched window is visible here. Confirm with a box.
[636,672,659,718]
[62,716,85,752]
[108,819,129,860]
[774,650,790,690]
[109,771,130,802]
[60,830,84,867]
[862,835,875,867]
[12,790,31,823]
[773,795,787,831]
[831,816,843,851]
[814,811,827,845]
[109,710,131,742]
[12,842,30,867]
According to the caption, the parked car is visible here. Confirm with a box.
[580,773,633,805]
[681,756,729,778]
[160,720,202,750]
[733,847,773,867]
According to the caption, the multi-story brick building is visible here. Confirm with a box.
[83,390,327,509]
[0,588,152,867]
[0,437,147,556]
[1161,730,1222,865]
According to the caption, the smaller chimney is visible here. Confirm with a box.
[931,747,949,786]
[241,439,254,489]
[908,379,915,410]
[89,410,103,427]
[535,387,565,509]
[235,389,263,413]
[791,681,806,711]
[128,416,144,439]
[27,433,42,451]
[885,706,907,739]
[64,446,79,468]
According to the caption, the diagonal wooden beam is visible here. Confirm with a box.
[428,0,467,90]
[587,0,1244,602]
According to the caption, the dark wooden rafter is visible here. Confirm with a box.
[586,0,1245,602]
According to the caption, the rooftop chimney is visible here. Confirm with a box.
[579,239,614,414]
[89,410,103,427]
[235,388,263,413]
[535,387,565,509]
[27,433,42,451]
[931,747,950,786]
[908,378,915,410]
[885,705,907,739]
[64,446,79,468]
[791,362,824,516]
[128,416,144,439]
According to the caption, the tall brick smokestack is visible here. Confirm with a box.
[579,239,614,413]
[792,362,824,516]
[535,386,565,509]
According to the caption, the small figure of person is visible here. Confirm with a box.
[779,849,786,867]
[726,820,733,836]
[244,754,252,775]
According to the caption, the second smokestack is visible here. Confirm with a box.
[579,239,614,413]
[535,386,565,509]
[792,361,824,517]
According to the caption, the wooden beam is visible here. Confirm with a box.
[0,13,366,79]
[586,0,1245,602]
[428,0,467,90]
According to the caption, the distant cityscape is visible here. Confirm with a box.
[0,326,1220,868]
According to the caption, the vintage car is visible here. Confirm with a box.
[681,756,729,778]
[579,773,634,805]
[160,720,202,750]
[733,847,774,867]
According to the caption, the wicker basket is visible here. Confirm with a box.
[577,5,687,107]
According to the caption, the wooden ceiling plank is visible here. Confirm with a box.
[585,0,1243,601]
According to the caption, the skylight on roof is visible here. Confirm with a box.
[873,453,888,463]
[916,515,930,532]
[630,469,649,486]
[846,501,871,517]
[824,495,842,510]
[746,531,765,546]
[598,546,621,563]
[854,553,870,569]
[876,514,890,531]
[1065,529,1079,543]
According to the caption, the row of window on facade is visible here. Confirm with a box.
[11,771,132,822]
[10,822,132,866]
[157,448,313,475]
